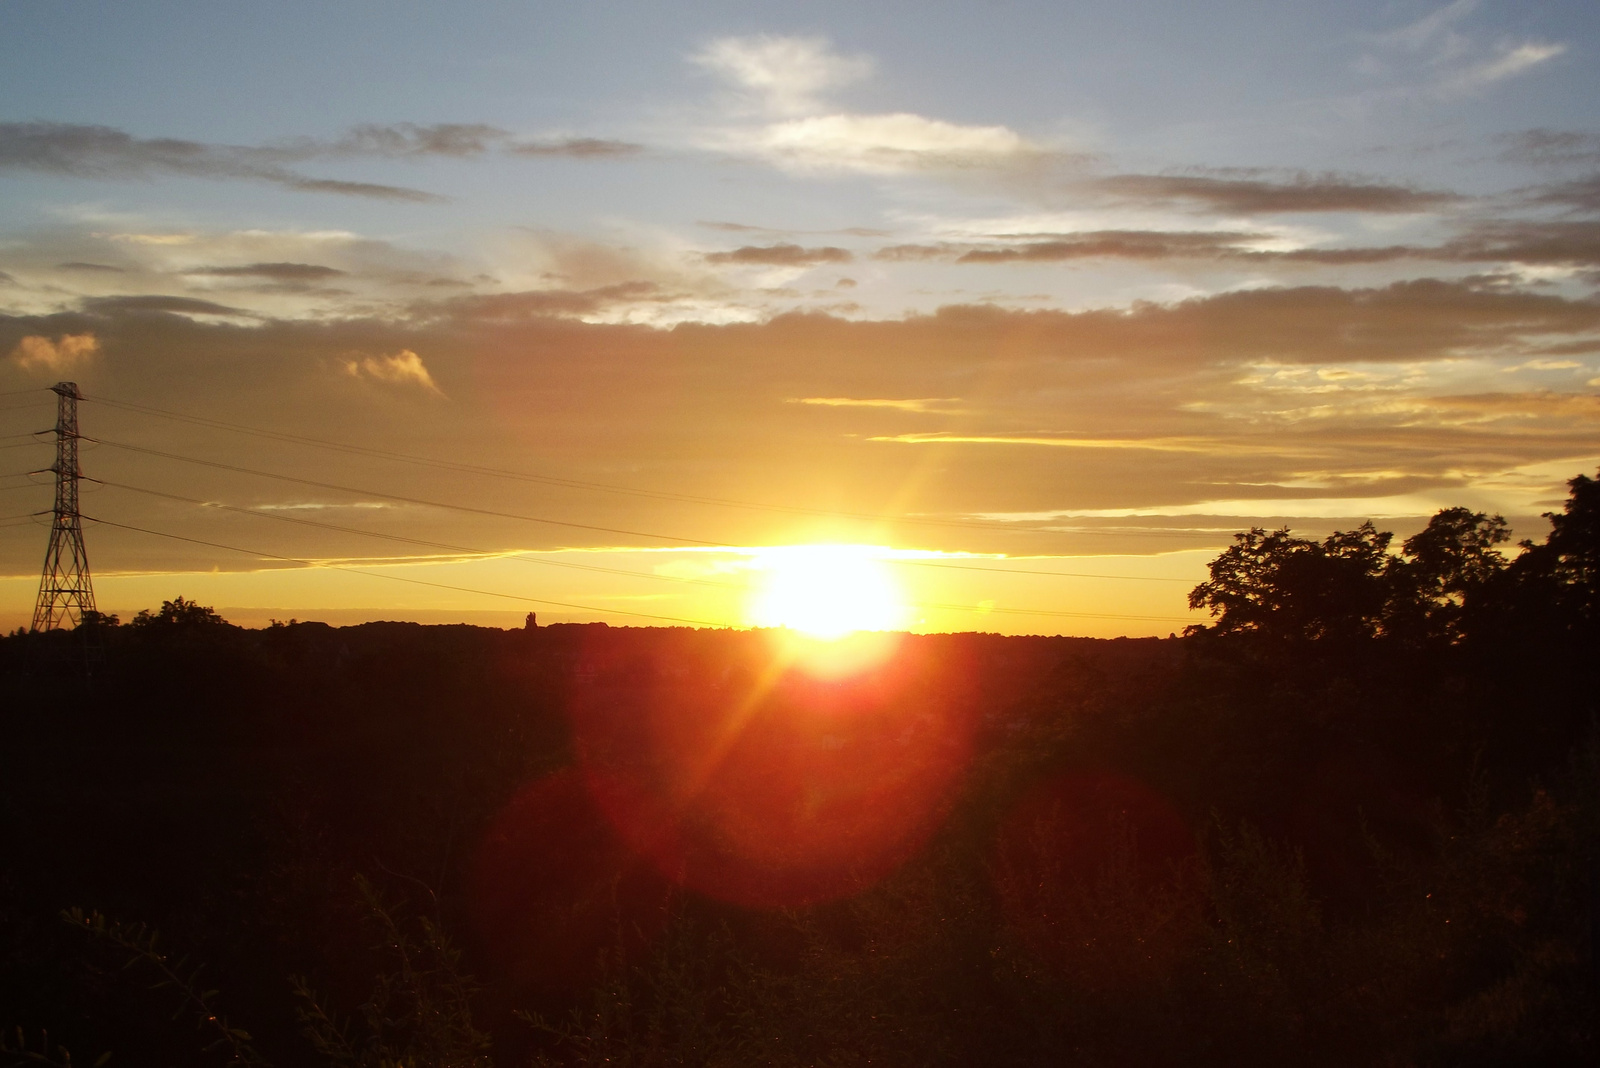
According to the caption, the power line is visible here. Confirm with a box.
[79,393,1043,536]
[91,477,1196,625]
[896,558,1193,583]
[95,479,747,591]
[83,516,730,627]
[86,434,1211,587]
[79,393,1218,545]
[86,436,720,546]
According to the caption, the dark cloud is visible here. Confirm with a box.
[956,231,1262,263]
[312,124,643,159]
[428,281,665,322]
[57,261,126,273]
[1441,220,1600,266]
[187,262,347,281]
[280,176,443,201]
[1526,174,1600,213]
[81,295,250,317]
[877,220,1600,269]
[700,221,768,233]
[0,122,442,202]
[1094,172,1461,214]
[320,123,509,157]
[4,278,1596,574]
[705,244,853,267]
[1497,129,1600,167]
[700,221,892,237]
[507,138,644,158]
[0,271,14,285]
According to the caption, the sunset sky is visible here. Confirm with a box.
[2,0,1598,634]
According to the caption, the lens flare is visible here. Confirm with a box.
[748,544,907,639]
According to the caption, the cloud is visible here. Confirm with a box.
[1372,0,1481,52]
[506,138,644,158]
[1362,2,1566,101]
[705,244,853,267]
[319,122,509,157]
[1094,172,1461,214]
[794,397,959,412]
[81,294,250,317]
[0,122,443,201]
[57,261,126,273]
[341,349,442,393]
[748,112,1038,174]
[281,123,644,160]
[866,433,1304,456]
[9,332,98,373]
[699,220,892,237]
[1498,129,1600,167]
[689,36,1041,175]
[187,262,347,281]
[4,278,1597,565]
[693,34,871,115]
[874,219,1600,269]
[1446,41,1566,92]
[0,121,644,204]
[420,281,689,325]
[1527,175,1600,213]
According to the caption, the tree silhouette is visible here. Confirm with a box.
[1388,507,1509,642]
[130,597,227,628]
[1187,522,1392,643]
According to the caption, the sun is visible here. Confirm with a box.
[748,544,908,639]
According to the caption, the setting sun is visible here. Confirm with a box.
[747,544,908,639]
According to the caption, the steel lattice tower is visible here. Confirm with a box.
[31,381,96,631]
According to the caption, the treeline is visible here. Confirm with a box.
[0,473,1596,1066]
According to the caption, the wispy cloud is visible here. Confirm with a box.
[692,34,872,116]
[1093,171,1461,215]
[187,262,347,281]
[0,122,444,201]
[692,35,1045,175]
[793,397,961,412]
[1440,41,1566,95]
[0,121,646,202]
[1360,1,1566,100]
[341,349,443,393]
[705,244,853,267]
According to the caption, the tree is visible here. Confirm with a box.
[1513,471,1600,626]
[1387,508,1509,642]
[130,597,226,628]
[1187,523,1393,643]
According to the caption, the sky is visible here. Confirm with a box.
[1,0,1597,635]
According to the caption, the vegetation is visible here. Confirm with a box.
[2,472,1597,1066]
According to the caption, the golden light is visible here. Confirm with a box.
[748,544,909,639]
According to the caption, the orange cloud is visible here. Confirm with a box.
[10,332,99,373]
[341,349,442,393]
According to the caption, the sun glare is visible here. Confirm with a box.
[748,544,908,640]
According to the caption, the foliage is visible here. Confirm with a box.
[130,597,227,629]
[292,877,492,1068]
[1187,522,1394,642]
[4,471,1600,1065]
[60,907,268,1067]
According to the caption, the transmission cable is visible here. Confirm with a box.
[85,434,1208,585]
[91,477,1196,625]
[82,516,729,627]
[78,393,1217,548]
[95,479,748,591]
[85,436,720,546]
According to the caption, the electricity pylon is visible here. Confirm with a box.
[31,381,97,631]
